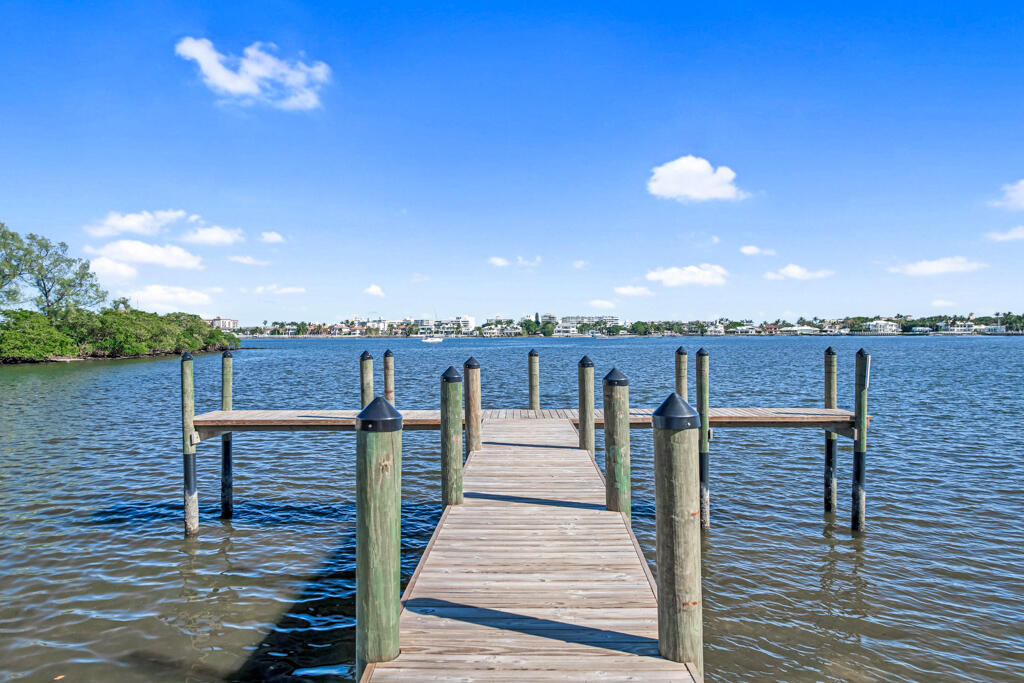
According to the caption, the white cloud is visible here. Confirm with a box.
[229,255,269,266]
[90,257,137,282]
[710,235,720,244]
[517,255,542,267]
[86,240,203,269]
[614,285,653,296]
[410,273,429,283]
[126,284,211,313]
[986,226,1024,242]
[260,231,285,243]
[488,256,510,267]
[254,284,305,295]
[182,225,244,245]
[740,245,776,256]
[764,264,835,280]
[887,256,986,277]
[646,264,728,287]
[175,37,330,110]
[932,299,956,307]
[589,299,615,309]
[989,179,1024,210]
[572,260,587,269]
[647,155,749,202]
[364,284,385,297]
[85,209,186,237]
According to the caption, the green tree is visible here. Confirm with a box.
[21,234,105,319]
[630,321,650,335]
[0,223,26,305]
[540,321,555,336]
[0,309,77,359]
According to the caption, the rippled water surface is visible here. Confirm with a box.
[1,337,1022,681]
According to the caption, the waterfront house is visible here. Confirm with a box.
[866,319,901,335]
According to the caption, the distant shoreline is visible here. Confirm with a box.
[237,333,1022,341]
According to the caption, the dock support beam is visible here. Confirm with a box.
[652,393,703,676]
[675,346,688,401]
[852,349,871,532]
[602,368,630,518]
[577,356,595,455]
[383,349,395,406]
[221,350,233,520]
[355,398,403,679]
[696,348,710,529]
[441,366,464,506]
[180,352,198,537]
[528,349,539,410]
[463,357,481,456]
[823,347,837,514]
[360,350,374,408]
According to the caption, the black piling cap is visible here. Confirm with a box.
[652,392,701,430]
[857,348,868,357]
[222,349,233,358]
[825,346,836,356]
[528,349,539,357]
[603,367,628,386]
[384,349,393,358]
[181,352,193,361]
[676,346,686,356]
[355,396,403,432]
[360,350,373,361]
[441,366,463,383]
[696,347,708,357]
[578,355,594,367]
[464,356,480,369]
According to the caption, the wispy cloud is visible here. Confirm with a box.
[488,256,510,267]
[764,264,834,280]
[254,284,305,295]
[614,285,653,296]
[572,260,587,269]
[887,256,986,277]
[740,245,776,256]
[647,155,749,202]
[126,284,211,313]
[175,37,330,110]
[589,299,615,309]
[986,226,1024,242]
[363,284,385,297]
[260,231,285,243]
[932,299,956,307]
[229,255,269,266]
[410,273,429,283]
[89,257,137,282]
[646,264,728,287]
[86,240,202,269]
[85,209,186,237]
[989,179,1024,210]
[183,225,244,245]
[516,255,542,267]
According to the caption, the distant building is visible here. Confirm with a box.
[204,317,239,331]
[554,322,578,336]
[865,319,900,335]
[729,324,759,335]
[540,313,558,324]
[981,324,1006,334]
[706,323,725,336]
[910,326,933,335]
[779,325,820,335]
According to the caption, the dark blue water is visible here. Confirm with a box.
[1,337,1021,681]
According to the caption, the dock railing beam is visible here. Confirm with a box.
[675,346,688,401]
[603,368,631,518]
[852,349,871,532]
[463,357,481,456]
[360,350,374,408]
[824,347,837,514]
[577,355,595,455]
[528,349,540,410]
[221,350,233,520]
[696,348,710,529]
[180,352,198,537]
[441,366,464,506]
[355,397,403,679]
[383,349,395,406]
[652,392,704,676]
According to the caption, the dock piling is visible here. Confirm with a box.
[221,350,233,520]
[463,357,481,456]
[355,397,403,678]
[652,392,704,675]
[440,366,464,506]
[602,368,631,518]
[824,347,837,514]
[360,350,374,408]
[675,346,688,401]
[852,349,871,532]
[696,348,710,529]
[577,355,595,455]
[180,352,198,537]
[383,349,395,406]
[528,349,539,410]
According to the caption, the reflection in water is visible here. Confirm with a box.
[1,337,1023,681]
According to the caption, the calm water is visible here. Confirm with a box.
[1,337,1022,682]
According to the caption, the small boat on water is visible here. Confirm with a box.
[422,335,443,343]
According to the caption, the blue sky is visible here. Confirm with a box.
[1,2,1022,324]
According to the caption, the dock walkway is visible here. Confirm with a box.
[364,417,700,682]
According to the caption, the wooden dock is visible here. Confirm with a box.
[363,416,700,682]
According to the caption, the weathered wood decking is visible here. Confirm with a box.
[363,417,700,682]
